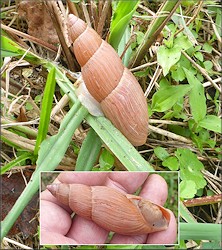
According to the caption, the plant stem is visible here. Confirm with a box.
[183,194,222,207]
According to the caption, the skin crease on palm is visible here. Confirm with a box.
[40,172,177,245]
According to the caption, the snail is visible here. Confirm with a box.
[47,183,170,235]
[68,14,149,146]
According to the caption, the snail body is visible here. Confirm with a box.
[47,183,170,235]
[68,14,148,146]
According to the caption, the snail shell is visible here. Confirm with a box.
[47,183,170,235]
[68,14,149,146]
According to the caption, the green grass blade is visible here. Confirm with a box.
[36,101,88,167]
[109,0,139,51]
[0,152,34,175]
[180,223,221,241]
[76,128,102,171]
[1,35,42,64]
[179,201,197,223]
[86,116,153,171]
[0,101,88,240]
[34,67,56,155]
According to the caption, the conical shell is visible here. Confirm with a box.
[68,14,149,146]
[47,184,170,235]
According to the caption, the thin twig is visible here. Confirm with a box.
[96,0,111,36]
[2,237,32,250]
[81,1,91,27]
[149,119,187,126]
[148,124,193,144]
[183,194,221,207]
[144,65,161,97]
[130,61,157,72]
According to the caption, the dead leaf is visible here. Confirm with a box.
[16,107,28,122]
[18,0,59,44]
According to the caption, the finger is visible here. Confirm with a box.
[66,216,108,244]
[40,200,72,237]
[58,172,108,185]
[109,234,147,244]
[106,172,149,193]
[146,210,177,244]
[139,174,168,205]
[40,231,78,245]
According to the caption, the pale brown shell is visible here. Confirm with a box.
[68,14,148,146]
[47,183,170,235]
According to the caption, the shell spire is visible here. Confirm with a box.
[68,14,149,146]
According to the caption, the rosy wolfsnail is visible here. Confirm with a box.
[68,14,149,146]
[47,183,170,235]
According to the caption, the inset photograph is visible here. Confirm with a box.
[40,171,178,245]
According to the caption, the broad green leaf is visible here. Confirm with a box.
[174,35,193,51]
[168,125,191,138]
[157,46,181,76]
[75,128,102,171]
[154,147,169,161]
[109,0,139,50]
[199,115,222,133]
[171,65,186,82]
[175,148,207,190]
[194,51,203,62]
[34,67,56,155]
[184,68,206,122]
[203,42,213,53]
[25,102,33,111]
[99,148,115,171]
[152,85,191,112]
[180,180,197,199]
[163,156,179,171]
[203,61,213,71]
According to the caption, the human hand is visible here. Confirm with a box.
[40,172,177,245]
